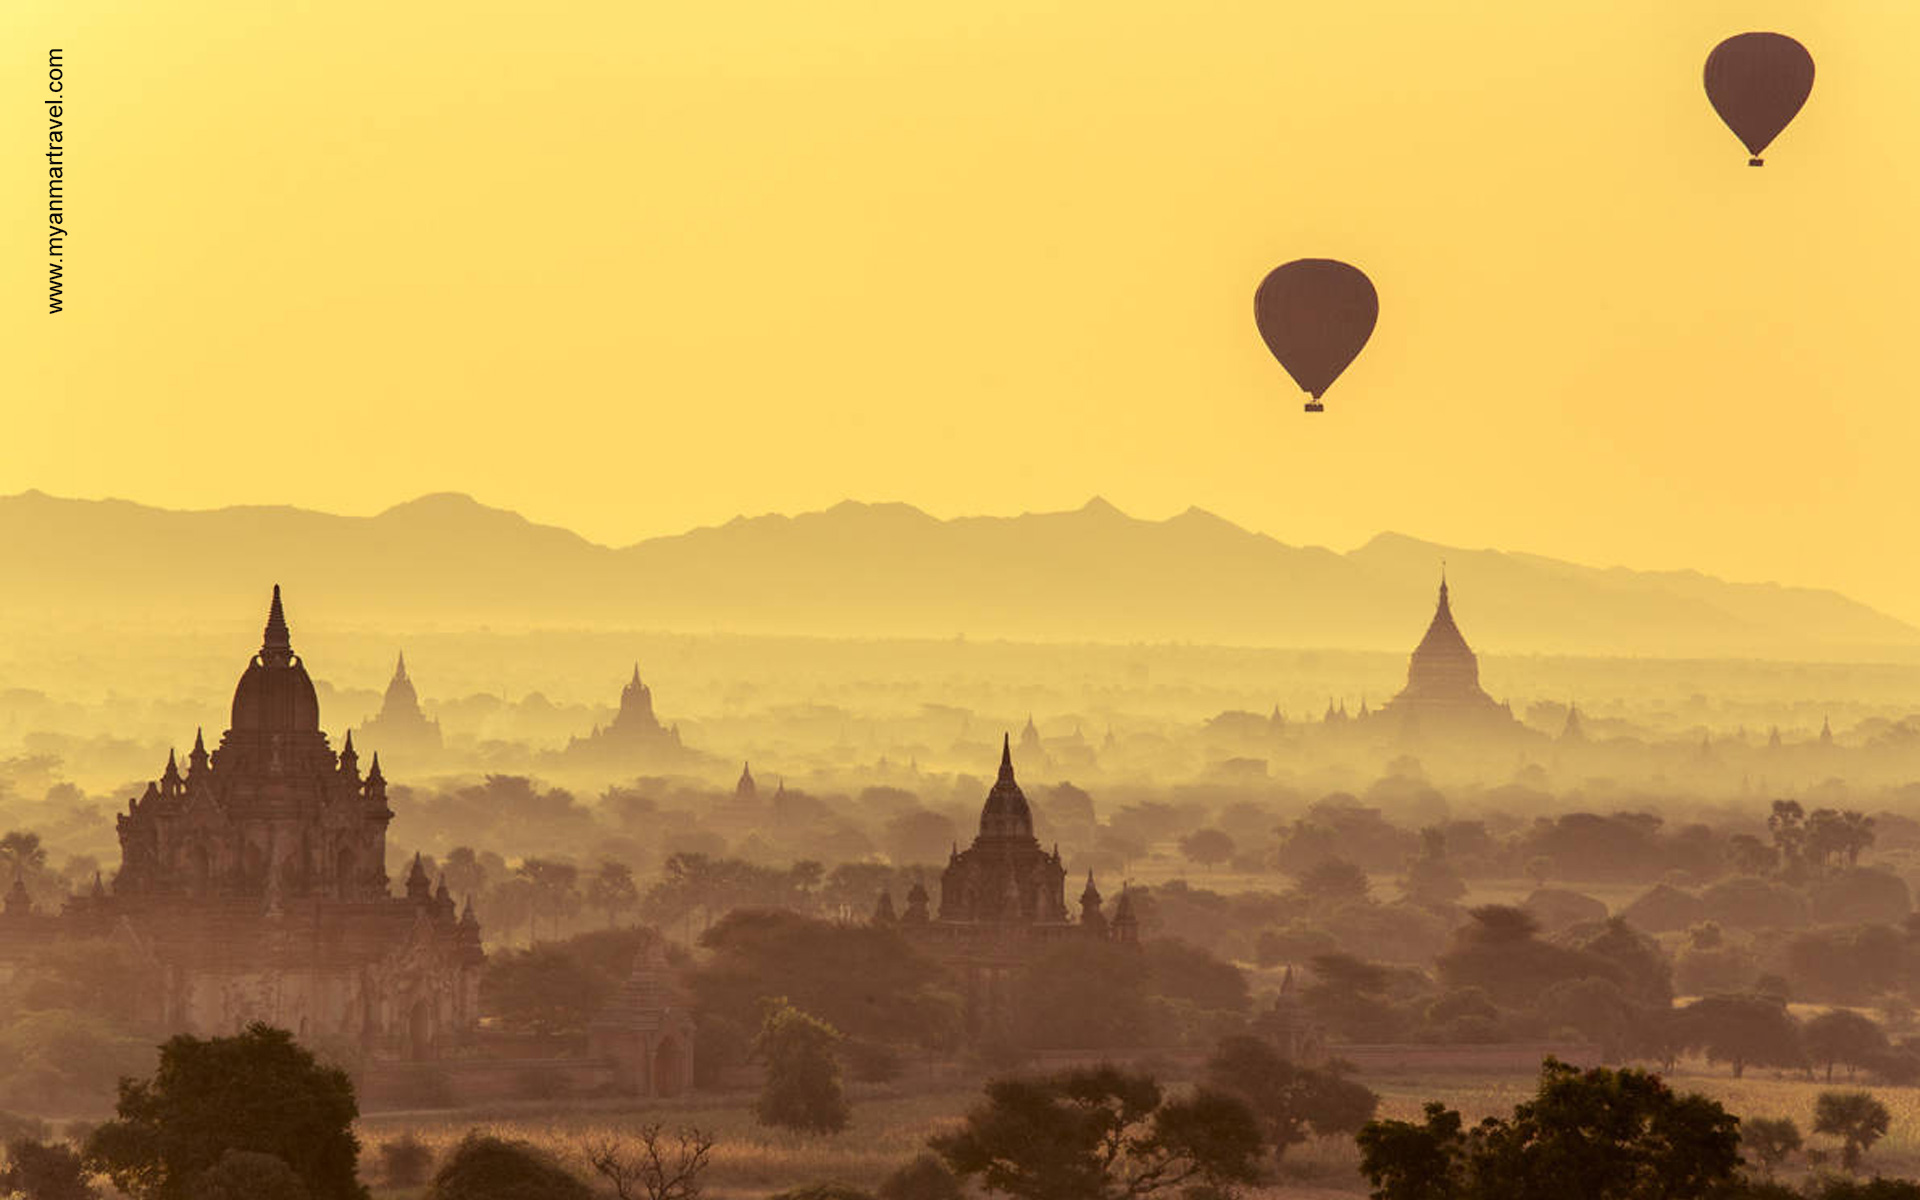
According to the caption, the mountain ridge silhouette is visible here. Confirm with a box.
[0,490,1909,658]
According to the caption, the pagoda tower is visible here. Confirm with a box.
[564,664,688,764]
[1372,571,1518,735]
[358,650,444,761]
[86,587,484,1056]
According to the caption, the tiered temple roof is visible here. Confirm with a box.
[359,650,443,757]
[1373,572,1518,733]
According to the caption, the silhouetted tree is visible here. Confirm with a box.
[480,944,615,1035]
[1302,952,1407,1043]
[1204,1035,1376,1160]
[1357,1059,1741,1200]
[692,909,958,1046]
[586,860,640,928]
[187,1151,308,1200]
[0,831,47,878]
[1769,801,1807,878]
[1805,810,1875,873]
[83,1023,365,1200]
[482,876,536,947]
[1673,994,1802,1078]
[516,858,581,942]
[583,1125,714,1200]
[1573,917,1674,1007]
[1400,828,1467,907]
[1742,1117,1802,1179]
[1293,858,1370,904]
[932,1064,1263,1200]
[1813,1091,1891,1173]
[375,1135,432,1189]
[1537,977,1635,1061]
[1804,1010,1889,1082]
[1436,906,1625,1009]
[0,1137,96,1200]
[1012,939,1154,1050]
[754,998,850,1135]
[439,846,494,902]
[1178,829,1236,872]
[1727,834,1776,877]
[425,1133,593,1200]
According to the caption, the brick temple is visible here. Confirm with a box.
[1,588,484,1060]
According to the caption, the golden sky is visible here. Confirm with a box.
[7,0,1919,624]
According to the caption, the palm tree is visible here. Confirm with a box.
[586,861,639,928]
[1813,1090,1891,1172]
[1742,1117,1801,1178]
[0,830,47,897]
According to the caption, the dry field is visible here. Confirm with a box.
[355,1057,1920,1198]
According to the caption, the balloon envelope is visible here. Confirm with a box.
[1704,33,1814,163]
[1254,259,1378,402]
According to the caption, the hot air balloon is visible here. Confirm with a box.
[1254,259,1377,413]
[1704,33,1814,166]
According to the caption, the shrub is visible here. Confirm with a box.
[1810,869,1911,927]
[378,1134,434,1188]
[755,999,851,1135]
[426,1132,593,1200]
[1701,877,1809,931]
[81,1024,361,1200]
[188,1150,311,1200]
[0,1137,95,1200]
[1620,885,1706,934]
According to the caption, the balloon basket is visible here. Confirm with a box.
[1749,158,1764,166]
[1304,402,1324,413]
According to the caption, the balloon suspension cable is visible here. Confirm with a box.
[1749,157,1764,167]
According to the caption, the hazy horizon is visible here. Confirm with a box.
[11,1,1920,632]
[1,487,1913,661]
[7,3,1920,1194]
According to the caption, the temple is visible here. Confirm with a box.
[884,736,1134,1032]
[564,665,689,764]
[1371,572,1519,736]
[357,651,444,762]
[937,736,1069,924]
[0,588,484,1058]
[586,934,696,1098]
[719,760,763,823]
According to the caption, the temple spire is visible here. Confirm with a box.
[393,651,409,683]
[262,584,293,664]
[999,732,1014,782]
[405,852,431,901]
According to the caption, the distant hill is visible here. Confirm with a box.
[0,490,1912,658]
